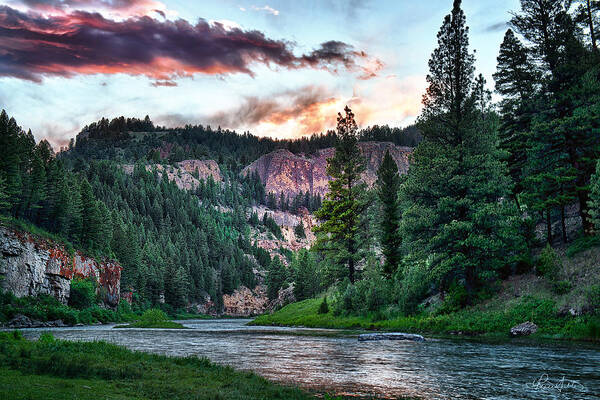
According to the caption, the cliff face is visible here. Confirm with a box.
[241,142,412,198]
[123,159,222,191]
[0,226,121,306]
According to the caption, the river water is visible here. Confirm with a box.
[18,319,600,399]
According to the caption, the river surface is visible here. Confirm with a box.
[17,319,600,399]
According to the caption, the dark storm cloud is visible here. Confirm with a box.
[0,5,379,82]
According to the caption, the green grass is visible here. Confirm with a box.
[251,297,600,341]
[0,331,328,400]
[114,320,186,329]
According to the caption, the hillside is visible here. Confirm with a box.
[241,142,412,198]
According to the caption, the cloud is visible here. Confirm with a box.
[204,85,338,135]
[0,5,380,82]
[251,5,279,16]
[483,22,507,33]
[9,0,168,17]
[151,79,176,87]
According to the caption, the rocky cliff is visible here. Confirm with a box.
[0,226,121,306]
[123,159,222,191]
[241,142,412,198]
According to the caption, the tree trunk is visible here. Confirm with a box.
[348,257,355,284]
[587,0,598,52]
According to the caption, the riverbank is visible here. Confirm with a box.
[250,296,600,341]
[0,331,340,400]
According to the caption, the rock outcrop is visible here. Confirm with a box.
[510,321,538,337]
[358,333,426,342]
[0,226,121,306]
[123,159,221,191]
[241,142,412,198]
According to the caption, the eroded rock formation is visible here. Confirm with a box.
[0,226,121,306]
[241,142,412,198]
[123,159,222,191]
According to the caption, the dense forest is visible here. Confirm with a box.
[266,0,600,318]
[1,0,599,323]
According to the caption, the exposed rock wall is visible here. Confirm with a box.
[241,142,412,198]
[123,159,222,191]
[0,226,121,306]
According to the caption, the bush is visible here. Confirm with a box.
[566,235,600,258]
[318,297,329,314]
[587,285,600,315]
[536,245,561,281]
[396,260,432,315]
[68,278,97,310]
[552,280,572,295]
[140,308,169,323]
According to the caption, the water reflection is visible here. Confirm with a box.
[17,319,600,400]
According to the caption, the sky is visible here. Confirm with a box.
[0,0,520,149]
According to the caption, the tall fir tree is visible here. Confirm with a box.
[401,0,522,299]
[375,150,402,278]
[314,106,367,283]
[494,29,539,209]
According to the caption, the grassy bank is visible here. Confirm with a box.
[114,309,186,329]
[0,331,331,400]
[251,296,600,341]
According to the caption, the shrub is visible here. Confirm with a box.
[587,285,600,315]
[294,221,306,239]
[140,308,169,323]
[68,278,97,310]
[396,260,432,315]
[566,235,600,258]
[318,297,329,314]
[552,280,572,295]
[536,245,561,281]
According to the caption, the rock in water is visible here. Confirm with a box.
[358,333,425,342]
[510,321,538,337]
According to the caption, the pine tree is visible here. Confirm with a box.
[314,106,367,283]
[0,175,10,213]
[292,250,319,301]
[401,0,522,299]
[375,150,402,278]
[494,29,539,208]
[266,256,286,300]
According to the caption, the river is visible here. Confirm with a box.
[18,319,600,399]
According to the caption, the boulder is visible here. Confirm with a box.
[510,321,538,337]
[358,333,426,342]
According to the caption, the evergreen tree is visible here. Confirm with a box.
[266,256,286,300]
[0,175,10,212]
[401,0,522,299]
[314,106,367,283]
[493,29,539,208]
[292,250,319,301]
[375,150,402,278]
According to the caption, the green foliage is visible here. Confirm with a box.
[292,250,319,301]
[552,280,572,295]
[536,245,561,280]
[294,220,306,239]
[318,297,329,314]
[587,285,600,315]
[140,308,169,323]
[266,257,287,301]
[68,278,97,310]
[589,159,600,233]
[375,150,402,278]
[314,106,368,283]
[566,234,600,257]
[0,333,317,399]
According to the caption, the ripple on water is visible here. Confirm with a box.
[17,319,600,400]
